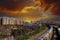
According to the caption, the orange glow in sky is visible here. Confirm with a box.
[0,0,57,22]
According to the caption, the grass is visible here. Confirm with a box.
[0,36,5,40]
[29,26,45,36]
[15,26,46,40]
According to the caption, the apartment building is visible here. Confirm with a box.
[0,17,2,25]
[0,17,24,25]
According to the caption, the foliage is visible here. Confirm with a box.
[11,25,46,40]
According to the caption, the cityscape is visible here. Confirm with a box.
[0,0,60,40]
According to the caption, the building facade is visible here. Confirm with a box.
[0,17,24,25]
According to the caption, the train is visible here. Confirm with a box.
[38,27,53,40]
[44,27,53,40]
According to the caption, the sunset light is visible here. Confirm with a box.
[0,0,60,40]
[25,20,32,23]
[21,6,37,13]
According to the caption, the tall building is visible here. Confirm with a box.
[0,17,3,25]
[0,17,25,25]
[2,17,8,25]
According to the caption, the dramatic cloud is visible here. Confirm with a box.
[0,0,60,15]
[0,0,60,22]
[0,0,35,11]
[39,0,60,15]
[18,6,54,22]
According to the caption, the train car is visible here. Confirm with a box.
[37,27,53,40]
[43,27,53,40]
[38,27,53,40]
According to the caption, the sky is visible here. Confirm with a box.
[0,0,60,22]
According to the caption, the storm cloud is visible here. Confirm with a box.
[40,0,60,15]
[0,0,60,15]
[0,0,35,11]
[0,0,60,22]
